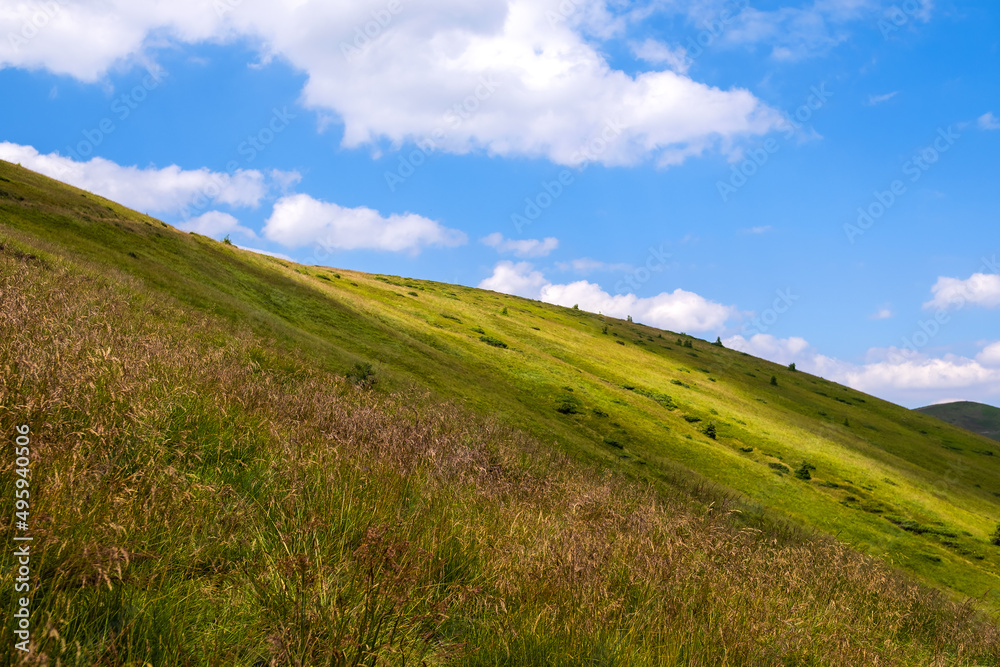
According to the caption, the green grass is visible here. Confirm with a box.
[2,159,1000,664]
[917,401,1000,442]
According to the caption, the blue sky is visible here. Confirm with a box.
[1,0,998,408]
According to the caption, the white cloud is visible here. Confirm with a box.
[629,38,689,74]
[740,225,773,235]
[866,91,898,106]
[263,193,466,255]
[555,258,633,274]
[724,334,1000,407]
[695,0,880,61]
[0,0,227,82]
[870,307,893,320]
[481,232,558,258]
[0,0,784,168]
[478,260,549,297]
[924,273,1000,311]
[235,245,293,261]
[0,141,291,216]
[977,342,1000,367]
[177,211,255,239]
[479,261,737,332]
[978,112,1000,131]
[724,334,812,366]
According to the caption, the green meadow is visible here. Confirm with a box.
[2,158,999,664]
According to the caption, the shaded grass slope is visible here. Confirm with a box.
[917,401,1000,442]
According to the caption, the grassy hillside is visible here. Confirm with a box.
[918,401,1000,442]
[2,158,1000,665]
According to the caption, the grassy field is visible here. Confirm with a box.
[2,158,1000,664]
[918,401,1000,442]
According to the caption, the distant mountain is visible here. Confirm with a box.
[916,401,1000,441]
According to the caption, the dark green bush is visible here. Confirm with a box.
[795,462,815,480]
[556,395,583,415]
[703,422,717,439]
[480,336,507,349]
[346,361,377,388]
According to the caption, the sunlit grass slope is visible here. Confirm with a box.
[1,159,999,665]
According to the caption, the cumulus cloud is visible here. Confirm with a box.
[479,261,737,332]
[478,260,549,297]
[724,334,1000,407]
[978,112,1000,131]
[0,0,784,168]
[870,307,893,320]
[977,342,1000,367]
[481,232,558,258]
[924,273,1000,310]
[0,141,291,216]
[263,193,467,255]
[177,211,255,239]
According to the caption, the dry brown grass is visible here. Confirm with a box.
[1,240,999,665]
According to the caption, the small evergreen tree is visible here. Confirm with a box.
[712,337,724,347]
[991,523,1000,546]
[770,375,778,386]
[703,422,717,439]
[788,362,797,371]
